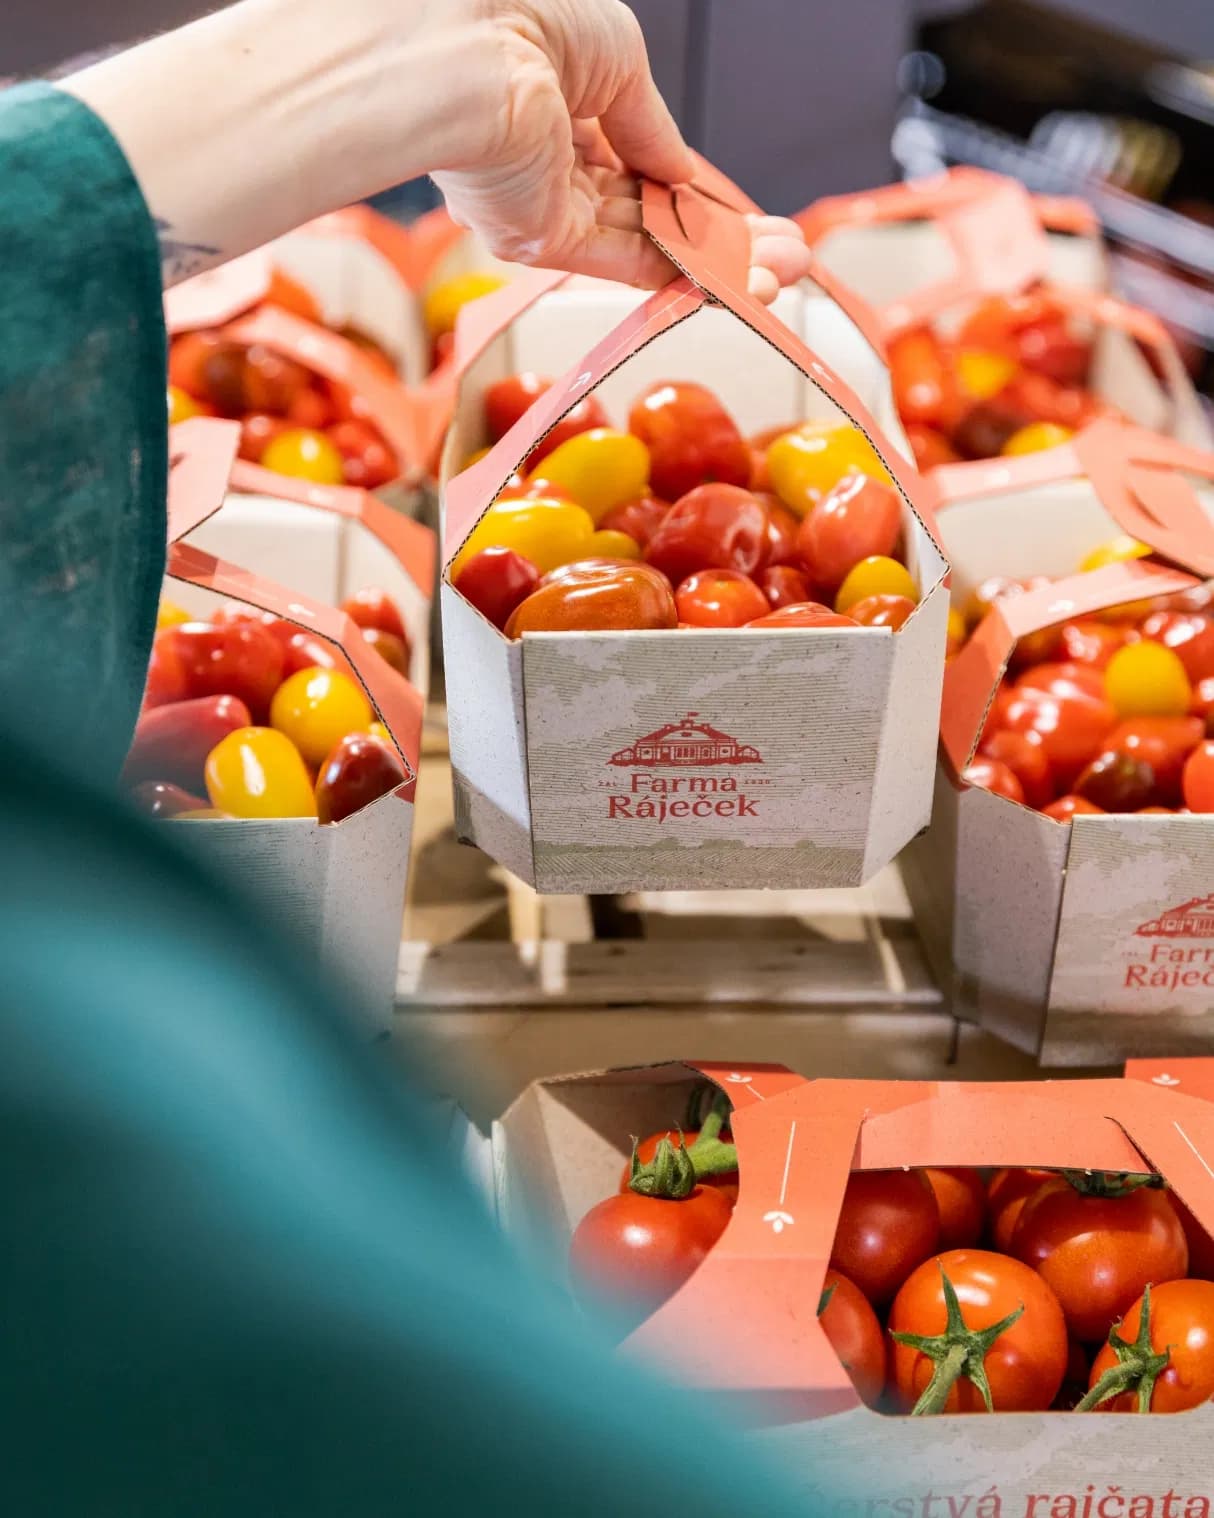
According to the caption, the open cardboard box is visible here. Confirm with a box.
[156,417,431,1024]
[900,423,1214,1066]
[492,1060,1214,1504]
[439,166,948,894]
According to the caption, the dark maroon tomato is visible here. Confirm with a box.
[315,733,409,824]
[755,565,814,611]
[1074,750,1157,812]
[952,399,1032,461]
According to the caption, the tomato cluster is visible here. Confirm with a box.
[569,1104,1214,1416]
[453,376,921,637]
[167,269,401,490]
[890,292,1118,470]
[127,588,412,823]
[955,551,1214,817]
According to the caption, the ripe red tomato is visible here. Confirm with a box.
[818,1268,885,1405]
[618,1129,738,1203]
[987,1168,1053,1251]
[505,560,677,637]
[1059,619,1133,669]
[923,1169,987,1250]
[675,569,769,628]
[155,620,285,721]
[1016,661,1107,703]
[1086,1280,1214,1413]
[627,381,751,502]
[644,484,769,584]
[962,757,1026,804]
[242,344,312,415]
[829,1168,940,1307]
[1010,1177,1189,1342]
[282,631,356,681]
[341,588,407,642]
[1017,317,1090,387]
[1042,794,1106,821]
[526,392,610,470]
[568,1186,732,1335]
[979,683,1015,746]
[849,593,916,630]
[361,628,411,677]
[598,496,669,550]
[979,729,1053,809]
[1183,740,1214,811]
[485,372,550,441]
[1170,1196,1214,1281]
[761,496,803,566]
[122,694,252,792]
[329,420,398,490]
[889,328,953,428]
[315,733,408,824]
[453,547,541,631]
[1003,685,1117,791]
[889,1249,1068,1413]
[795,473,901,593]
[1140,611,1214,684]
[1192,677,1214,733]
[755,565,814,611]
[1107,716,1203,806]
[238,412,289,463]
[906,424,960,470]
[745,603,859,630]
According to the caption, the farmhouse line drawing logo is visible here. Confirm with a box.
[1136,897,1214,939]
[607,713,763,768]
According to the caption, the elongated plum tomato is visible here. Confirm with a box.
[568,1186,732,1336]
[627,381,751,502]
[452,497,595,578]
[835,556,917,614]
[978,729,1053,809]
[122,694,252,793]
[340,588,407,642]
[923,1169,987,1250]
[829,1168,940,1307]
[1010,1176,1189,1342]
[889,1249,1068,1413]
[765,422,893,518]
[315,733,408,824]
[818,1269,885,1406]
[849,594,916,630]
[534,428,650,523]
[1002,685,1116,791]
[987,1168,1054,1252]
[1087,1280,1214,1412]
[598,496,669,550]
[962,757,1026,804]
[524,390,610,470]
[795,473,901,593]
[505,560,677,637]
[675,569,768,628]
[618,1130,738,1203]
[453,546,541,631]
[484,372,551,441]
[889,327,952,428]
[756,565,814,610]
[745,603,858,630]
[361,628,411,677]
[1183,740,1214,812]
[155,620,285,722]
[644,483,768,584]
[205,727,316,819]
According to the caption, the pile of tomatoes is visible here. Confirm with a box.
[890,291,1117,471]
[569,1099,1214,1415]
[126,587,413,824]
[452,374,922,637]
[956,548,1214,817]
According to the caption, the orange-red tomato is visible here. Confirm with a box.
[829,1168,940,1307]
[675,569,768,629]
[849,593,916,630]
[1059,619,1134,669]
[987,1168,1054,1252]
[1141,610,1214,684]
[453,547,541,631]
[1170,1196,1214,1281]
[341,588,407,642]
[568,1186,732,1336]
[905,423,960,471]
[241,344,312,415]
[525,392,610,470]
[1016,661,1107,703]
[755,565,815,611]
[627,381,751,502]
[889,1249,1068,1413]
[122,694,252,793]
[598,496,670,550]
[962,757,1026,804]
[795,473,901,593]
[1002,685,1117,792]
[329,419,398,490]
[818,1269,886,1406]
[238,411,289,463]
[761,497,803,567]
[505,560,678,637]
[1042,794,1106,822]
[644,484,769,584]
[1010,1177,1189,1342]
[889,328,953,428]
[746,603,859,630]
[154,620,285,721]
[1183,740,1214,811]
[979,729,1053,809]
[618,1129,738,1203]
[1087,1280,1214,1413]
[922,1169,987,1250]
[315,732,408,824]
[361,628,411,677]
[485,372,551,441]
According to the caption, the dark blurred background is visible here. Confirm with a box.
[6,0,1214,391]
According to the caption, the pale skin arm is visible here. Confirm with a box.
[62,0,811,300]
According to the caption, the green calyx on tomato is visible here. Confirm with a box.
[628,1094,738,1199]
[1075,1283,1170,1414]
[889,1265,1025,1416]
[1059,1169,1165,1199]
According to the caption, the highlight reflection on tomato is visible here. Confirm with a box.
[627,381,751,502]
[795,473,901,593]
[644,484,769,584]
[675,569,768,628]
[829,1168,940,1307]
[505,560,677,637]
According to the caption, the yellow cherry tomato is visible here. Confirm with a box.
[585,529,642,560]
[766,422,894,518]
[1001,421,1074,457]
[1079,535,1150,573]
[204,728,317,819]
[168,385,203,425]
[261,428,345,485]
[835,555,918,613]
[156,599,191,629]
[463,446,493,470]
[367,721,392,745]
[946,605,967,657]
[531,429,650,523]
[270,667,374,768]
[423,272,507,338]
[955,349,1018,401]
[1105,640,1192,718]
[450,497,595,577]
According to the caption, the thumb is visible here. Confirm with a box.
[596,30,693,185]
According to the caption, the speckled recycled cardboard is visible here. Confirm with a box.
[159,419,430,1026]
[903,423,1214,1065]
[496,1061,1214,1500]
[439,166,948,894]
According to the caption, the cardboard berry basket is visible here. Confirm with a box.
[493,1060,1214,1506]
[438,168,948,895]
[900,422,1214,1065]
[152,418,430,1024]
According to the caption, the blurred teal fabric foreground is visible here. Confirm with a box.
[0,84,818,1514]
